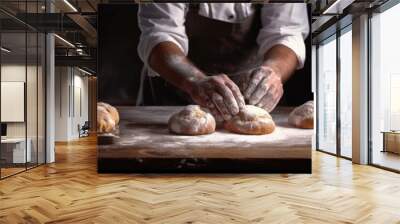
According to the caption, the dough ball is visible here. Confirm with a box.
[97,106,116,133]
[224,105,275,135]
[98,102,119,124]
[168,105,216,135]
[288,100,314,129]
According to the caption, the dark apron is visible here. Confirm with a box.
[140,4,262,106]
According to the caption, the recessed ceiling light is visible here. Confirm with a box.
[322,0,355,15]
[77,67,93,76]
[1,47,11,53]
[54,34,75,48]
[63,0,78,12]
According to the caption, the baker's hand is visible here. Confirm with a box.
[240,66,283,112]
[187,74,245,121]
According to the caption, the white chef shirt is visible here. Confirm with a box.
[137,3,309,77]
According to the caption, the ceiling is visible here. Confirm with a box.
[0,0,384,42]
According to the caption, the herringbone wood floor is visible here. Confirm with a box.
[1,136,400,224]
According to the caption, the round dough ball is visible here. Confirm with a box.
[97,106,116,133]
[98,102,119,124]
[224,105,275,135]
[168,105,216,135]
[288,100,314,129]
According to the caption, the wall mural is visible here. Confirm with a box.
[97,3,314,173]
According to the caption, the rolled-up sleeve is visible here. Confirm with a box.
[257,3,310,69]
[138,3,188,70]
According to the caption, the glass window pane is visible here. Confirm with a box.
[371,4,400,171]
[27,31,38,169]
[317,36,337,154]
[1,31,28,177]
[1,1,46,178]
[26,0,39,169]
[38,32,45,165]
[339,28,352,158]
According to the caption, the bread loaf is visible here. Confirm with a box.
[97,102,120,133]
[224,105,275,135]
[168,105,216,135]
[288,100,314,129]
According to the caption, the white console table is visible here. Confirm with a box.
[1,138,32,164]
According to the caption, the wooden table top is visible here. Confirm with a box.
[98,106,313,159]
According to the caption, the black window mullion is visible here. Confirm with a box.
[315,44,320,151]
[336,23,341,157]
[36,0,39,168]
[367,11,373,165]
[24,0,28,171]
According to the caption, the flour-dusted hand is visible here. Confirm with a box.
[186,74,245,121]
[240,66,284,112]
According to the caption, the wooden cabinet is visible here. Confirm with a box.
[382,131,400,154]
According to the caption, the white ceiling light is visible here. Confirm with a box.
[322,0,355,15]
[76,48,85,55]
[54,34,75,48]
[78,67,93,76]
[63,0,78,12]
[1,47,11,53]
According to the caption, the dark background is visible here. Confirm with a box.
[98,4,312,106]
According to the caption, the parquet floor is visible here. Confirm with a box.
[1,136,400,224]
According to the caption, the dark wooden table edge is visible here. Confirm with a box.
[97,158,312,174]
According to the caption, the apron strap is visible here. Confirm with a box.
[135,67,145,106]
[136,67,159,106]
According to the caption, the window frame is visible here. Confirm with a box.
[315,19,353,160]
[0,1,48,180]
[367,0,400,173]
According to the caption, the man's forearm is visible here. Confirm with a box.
[148,41,206,93]
[148,41,245,119]
[262,44,299,83]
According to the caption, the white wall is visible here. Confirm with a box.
[1,64,41,138]
[1,65,26,139]
[55,66,70,141]
[72,73,89,138]
[1,63,46,164]
[54,67,89,141]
